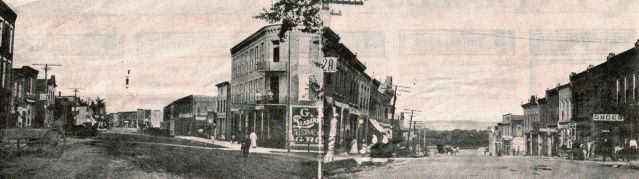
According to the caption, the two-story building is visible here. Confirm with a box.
[498,113,525,156]
[539,87,560,156]
[215,81,231,140]
[570,41,638,157]
[10,66,39,128]
[522,95,541,156]
[34,75,57,128]
[557,83,576,149]
[163,95,216,137]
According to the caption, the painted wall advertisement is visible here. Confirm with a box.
[292,106,319,144]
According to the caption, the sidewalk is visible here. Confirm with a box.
[175,136,321,154]
[174,136,393,165]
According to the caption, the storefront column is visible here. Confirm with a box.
[339,108,345,149]
[244,113,249,133]
[547,133,552,156]
[260,111,264,139]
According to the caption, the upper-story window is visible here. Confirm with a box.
[517,125,522,135]
[624,77,628,103]
[250,48,255,71]
[0,22,3,49]
[616,78,620,104]
[1,61,5,88]
[272,41,280,62]
[633,74,637,101]
[8,27,13,54]
[260,43,265,63]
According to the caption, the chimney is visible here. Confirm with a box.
[635,39,639,50]
[59,91,61,97]
[607,53,615,60]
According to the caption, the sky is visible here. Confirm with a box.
[5,0,639,123]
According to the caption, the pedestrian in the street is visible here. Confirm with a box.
[586,138,594,159]
[241,132,251,158]
[250,131,258,148]
[602,138,614,161]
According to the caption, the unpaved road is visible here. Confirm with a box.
[347,154,639,179]
[1,131,316,179]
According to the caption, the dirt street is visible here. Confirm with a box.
[346,150,639,179]
[1,131,317,178]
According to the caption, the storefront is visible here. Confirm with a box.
[558,122,577,149]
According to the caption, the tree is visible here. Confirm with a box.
[90,97,107,127]
[254,0,322,40]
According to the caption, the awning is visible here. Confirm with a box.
[369,119,389,137]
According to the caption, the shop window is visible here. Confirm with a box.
[616,79,620,104]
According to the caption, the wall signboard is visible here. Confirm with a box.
[291,106,319,144]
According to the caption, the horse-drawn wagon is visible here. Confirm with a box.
[0,127,66,157]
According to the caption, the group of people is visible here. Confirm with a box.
[564,137,638,161]
[363,135,394,158]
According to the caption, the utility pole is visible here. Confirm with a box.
[68,88,83,97]
[315,1,364,178]
[390,84,411,139]
[405,109,421,154]
[32,63,62,127]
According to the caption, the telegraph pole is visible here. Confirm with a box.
[405,109,421,153]
[390,84,411,139]
[316,1,364,178]
[32,63,62,126]
[68,88,83,97]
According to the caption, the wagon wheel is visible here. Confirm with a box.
[40,129,66,157]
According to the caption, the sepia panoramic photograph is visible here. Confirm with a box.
[1,0,639,178]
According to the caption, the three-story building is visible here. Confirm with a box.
[0,1,16,128]
[229,25,393,150]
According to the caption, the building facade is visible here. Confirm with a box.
[0,2,16,128]
[34,76,56,128]
[229,25,393,150]
[163,95,216,137]
[570,41,639,157]
[557,84,576,149]
[10,66,39,128]
[215,81,230,140]
[538,87,559,156]
[522,95,541,156]
[497,113,525,156]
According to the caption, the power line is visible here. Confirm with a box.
[419,30,636,44]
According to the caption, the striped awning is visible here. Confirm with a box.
[369,119,390,137]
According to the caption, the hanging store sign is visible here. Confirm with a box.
[195,116,206,121]
[178,113,193,118]
[292,106,319,144]
[593,114,623,122]
[322,57,338,72]
[539,128,557,133]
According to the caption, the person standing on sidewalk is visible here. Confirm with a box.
[241,132,251,158]
[250,131,258,148]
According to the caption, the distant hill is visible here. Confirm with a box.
[419,120,495,131]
